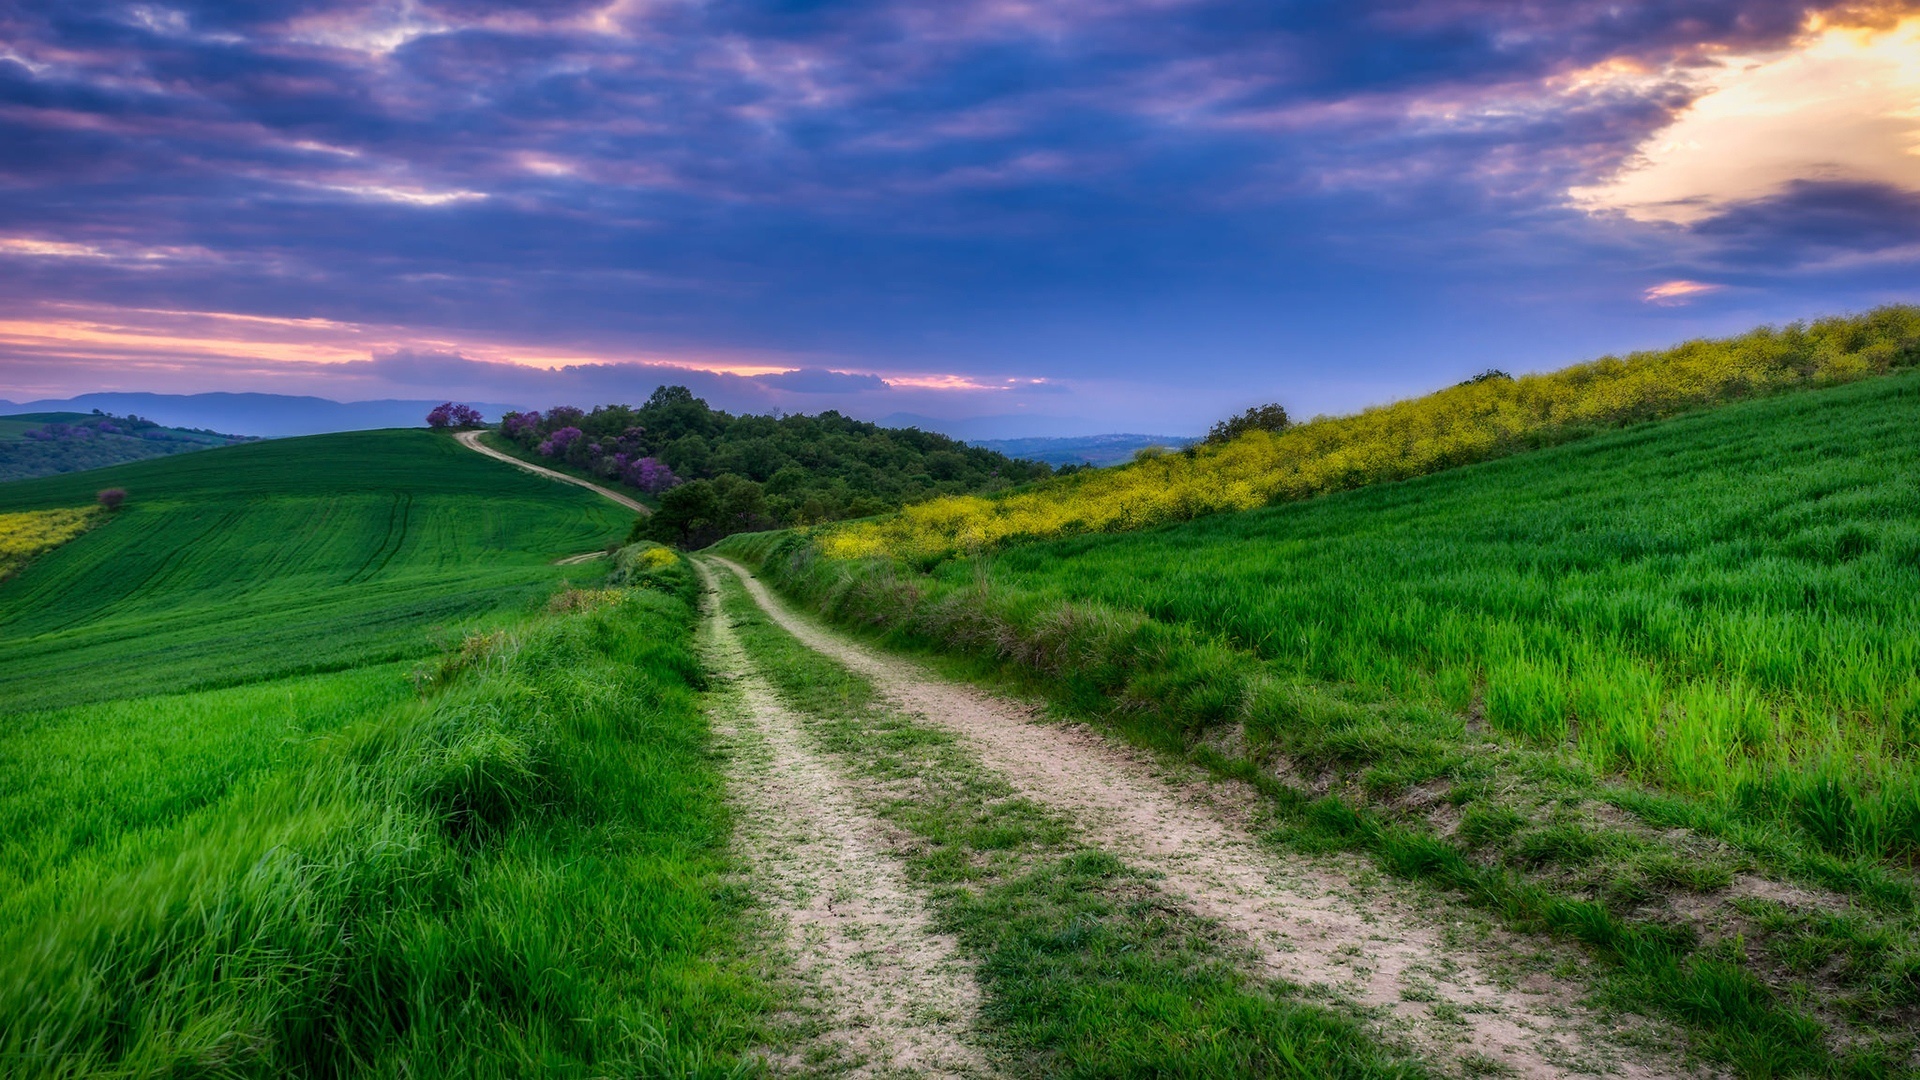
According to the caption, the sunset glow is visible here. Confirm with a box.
[1,1,1916,430]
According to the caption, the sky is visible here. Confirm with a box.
[2,1,1918,436]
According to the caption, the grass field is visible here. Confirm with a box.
[0,429,630,712]
[0,559,770,1077]
[721,368,1920,1070]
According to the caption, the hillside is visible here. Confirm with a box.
[719,367,1920,1072]
[0,429,626,711]
[822,306,1920,560]
[0,411,252,482]
[0,393,524,437]
[0,415,791,1075]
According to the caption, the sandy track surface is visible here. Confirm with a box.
[697,560,991,1078]
[453,430,651,514]
[712,556,1698,1079]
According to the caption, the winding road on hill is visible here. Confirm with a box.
[454,429,651,514]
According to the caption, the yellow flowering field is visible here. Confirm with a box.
[823,305,1920,560]
[0,507,105,581]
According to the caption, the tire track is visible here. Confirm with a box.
[711,556,1702,1080]
[695,559,991,1078]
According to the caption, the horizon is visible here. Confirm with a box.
[4,2,1918,436]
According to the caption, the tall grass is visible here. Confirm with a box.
[822,306,1920,561]
[720,370,1920,866]
[0,557,767,1078]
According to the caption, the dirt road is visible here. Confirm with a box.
[709,555,1699,1079]
[453,429,651,515]
[694,559,991,1077]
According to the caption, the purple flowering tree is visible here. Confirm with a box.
[537,426,584,458]
[623,456,679,493]
[425,402,484,429]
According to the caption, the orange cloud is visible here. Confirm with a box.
[1573,14,1920,223]
[0,303,996,392]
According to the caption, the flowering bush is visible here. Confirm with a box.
[425,402,484,429]
[96,488,127,510]
[623,456,678,493]
[500,411,541,439]
[537,426,584,458]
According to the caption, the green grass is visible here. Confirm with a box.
[0,558,772,1078]
[0,662,415,921]
[0,429,631,711]
[732,372,1920,865]
[710,563,1425,1078]
[719,370,1920,1072]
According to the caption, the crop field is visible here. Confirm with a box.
[0,430,628,711]
[747,369,1920,858]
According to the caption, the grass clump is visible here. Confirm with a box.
[0,560,769,1078]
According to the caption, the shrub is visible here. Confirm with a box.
[425,403,484,429]
[95,488,126,511]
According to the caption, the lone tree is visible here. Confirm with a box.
[426,402,484,430]
[1205,403,1291,445]
[97,488,127,510]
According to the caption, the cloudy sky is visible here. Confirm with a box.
[2,1,1917,435]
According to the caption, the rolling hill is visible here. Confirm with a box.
[0,428,628,711]
[0,411,252,482]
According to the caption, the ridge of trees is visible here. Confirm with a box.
[496,387,1052,547]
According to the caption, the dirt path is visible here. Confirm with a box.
[453,430,651,514]
[696,560,991,1078]
[711,557,1699,1079]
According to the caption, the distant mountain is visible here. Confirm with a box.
[0,393,520,438]
[0,410,254,482]
[875,412,1098,441]
[973,433,1196,467]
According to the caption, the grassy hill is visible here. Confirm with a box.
[0,429,628,711]
[721,367,1920,1069]
[0,411,251,482]
[0,433,770,1075]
